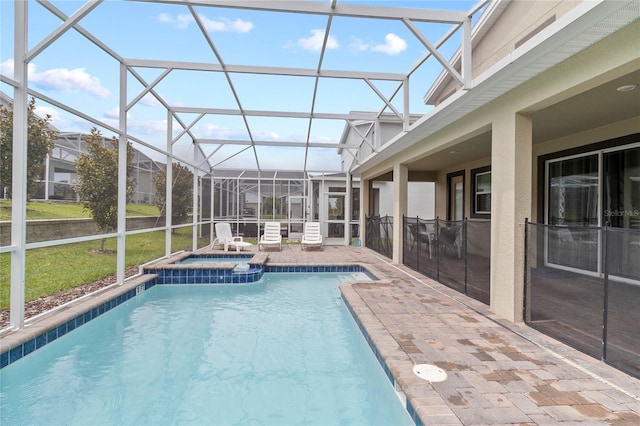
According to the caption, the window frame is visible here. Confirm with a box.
[471,166,491,219]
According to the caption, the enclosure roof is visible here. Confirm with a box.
[0,0,487,175]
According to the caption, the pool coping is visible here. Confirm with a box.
[143,251,266,269]
[340,281,434,426]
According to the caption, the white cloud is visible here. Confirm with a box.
[128,119,168,135]
[1,60,111,98]
[142,93,162,107]
[156,13,173,24]
[200,16,253,33]
[0,59,38,79]
[349,38,370,53]
[371,33,407,56]
[176,14,194,29]
[107,118,167,136]
[31,65,110,98]
[297,29,339,51]
[157,13,253,33]
[33,106,66,129]
[198,123,249,140]
[103,106,120,120]
[0,59,14,76]
[255,130,280,140]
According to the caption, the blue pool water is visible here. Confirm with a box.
[1,273,413,425]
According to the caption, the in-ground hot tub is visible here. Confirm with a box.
[143,252,267,284]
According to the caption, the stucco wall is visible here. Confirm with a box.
[435,0,580,105]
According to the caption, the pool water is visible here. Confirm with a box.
[0,273,413,425]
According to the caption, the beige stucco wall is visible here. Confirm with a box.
[435,0,581,105]
[474,0,579,78]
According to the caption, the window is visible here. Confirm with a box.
[471,166,491,218]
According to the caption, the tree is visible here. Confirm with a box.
[0,97,58,199]
[73,128,134,252]
[153,163,193,225]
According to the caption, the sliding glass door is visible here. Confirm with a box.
[603,146,640,229]
[545,143,639,274]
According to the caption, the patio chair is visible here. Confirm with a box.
[408,222,435,258]
[259,221,282,251]
[301,222,323,250]
[438,225,461,258]
[212,222,251,252]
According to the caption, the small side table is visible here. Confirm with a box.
[232,241,253,252]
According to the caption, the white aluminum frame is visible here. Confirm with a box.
[3,0,485,330]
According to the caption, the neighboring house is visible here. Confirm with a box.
[349,0,638,340]
[338,111,423,172]
[36,132,163,205]
[0,91,162,204]
[337,111,436,238]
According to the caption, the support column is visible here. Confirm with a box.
[210,172,214,243]
[392,164,408,264]
[44,154,50,200]
[10,0,28,329]
[165,110,173,257]
[344,173,352,246]
[192,149,198,251]
[116,63,127,284]
[490,113,532,322]
[360,177,370,247]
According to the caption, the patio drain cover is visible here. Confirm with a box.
[413,364,447,382]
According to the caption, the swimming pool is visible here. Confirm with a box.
[1,272,414,425]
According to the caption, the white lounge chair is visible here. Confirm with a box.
[212,223,251,252]
[259,222,282,251]
[301,222,323,250]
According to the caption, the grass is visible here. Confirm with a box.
[0,200,160,221]
[1,201,299,311]
[0,228,209,311]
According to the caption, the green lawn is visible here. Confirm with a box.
[0,228,209,310]
[0,200,160,221]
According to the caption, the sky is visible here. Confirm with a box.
[0,0,480,173]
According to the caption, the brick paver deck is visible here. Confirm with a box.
[3,244,639,425]
[250,244,640,425]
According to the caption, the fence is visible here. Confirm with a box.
[403,216,491,305]
[365,215,393,258]
[525,222,640,378]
